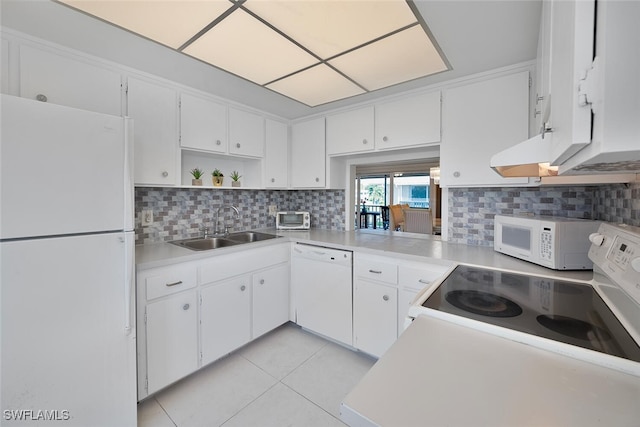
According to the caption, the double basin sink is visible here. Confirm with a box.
[170,231,281,251]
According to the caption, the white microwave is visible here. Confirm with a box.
[276,211,310,230]
[494,215,601,270]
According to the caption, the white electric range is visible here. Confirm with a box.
[341,222,640,426]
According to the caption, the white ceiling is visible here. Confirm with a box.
[0,0,542,120]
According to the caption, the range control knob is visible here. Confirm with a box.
[631,257,640,273]
[589,233,605,246]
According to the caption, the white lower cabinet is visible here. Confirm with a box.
[200,276,251,366]
[146,289,199,395]
[353,254,453,357]
[353,253,399,358]
[136,243,289,400]
[253,263,290,338]
[353,280,398,358]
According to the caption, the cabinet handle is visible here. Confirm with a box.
[236,143,241,149]
[166,280,183,287]
[271,178,275,183]
[382,136,388,142]
[259,279,265,285]
[453,171,460,178]
[362,139,368,144]
[382,295,389,302]
[418,279,431,285]
[36,94,48,102]
[162,171,169,177]
[315,177,320,182]
[240,285,246,291]
[183,303,190,310]
[369,269,382,274]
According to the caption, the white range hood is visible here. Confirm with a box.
[490,133,558,178]
[491,0,640,183]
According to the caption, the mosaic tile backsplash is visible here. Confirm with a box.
[447,182,640,246]
[135,188,345,244]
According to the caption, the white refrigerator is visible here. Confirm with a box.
[0,95,137,426]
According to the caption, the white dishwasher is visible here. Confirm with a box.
[292,243,353,346]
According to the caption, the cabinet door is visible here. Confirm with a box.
[291,117,325,188]
[440,72,530,187]
[146,290,198,394]
[229,108,264,157]
[326,106,374,155]
[265,119,288,188]
[180,92,227,153]
[19,45,122,116]
[548,0,595,164]
[127,77,179,186]
[253,263,290,338]
[353,280,398,358]
[397,288,419,337]
[375,91,440,150]
[200,277,251,365]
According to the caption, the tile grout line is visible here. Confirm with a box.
[152,396,179,427]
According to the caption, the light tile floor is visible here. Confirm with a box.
[138,322,376,427]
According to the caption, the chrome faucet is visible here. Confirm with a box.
[214,204,240,235]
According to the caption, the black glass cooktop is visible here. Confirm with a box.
[422,265,640,363]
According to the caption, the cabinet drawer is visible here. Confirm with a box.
[143,264,197,300]
[355,256,398,285]
[399,264,451,291]
[199,243,289,285]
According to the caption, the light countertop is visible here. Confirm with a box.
[136,228,593,281]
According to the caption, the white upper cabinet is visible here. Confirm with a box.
[291,117,326,188]
[326,106,374,155]
[127,76,179,186]
[180,92,227,154]
[229,108,264,158]
[19,45,122,116]
[265,119,289,188]
[375,91,441,150]
[547,0,595,165]
[440,71,530,187]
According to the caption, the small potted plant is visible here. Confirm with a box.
[190,167,204,186]
[230,170,242,187]
[212,168,224,187]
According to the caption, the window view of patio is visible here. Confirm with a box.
[355,169,440,234]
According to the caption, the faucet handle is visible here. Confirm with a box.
[199,226,210,238]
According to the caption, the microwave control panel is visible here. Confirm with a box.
[540,227,553,261]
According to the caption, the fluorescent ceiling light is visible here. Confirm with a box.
[266,64,365,107]
[61,0,232,49]
[243,0,418,59]
[328,25,448,91]
[58,0,450,107]
[184,8,319,85]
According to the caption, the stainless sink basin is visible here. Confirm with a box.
[226,231,280,243]
[170,231,280,251]
[170,237,241,251]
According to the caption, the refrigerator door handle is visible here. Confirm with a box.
[123,233,135,335]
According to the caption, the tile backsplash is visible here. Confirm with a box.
[448,182,640,246]
[135,187,345,244]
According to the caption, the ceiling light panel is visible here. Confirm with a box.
[266,64,365,107]
[183,8,319,85]
[243,0,418,58]
[60,0,232,49]
[328,25,448,91]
